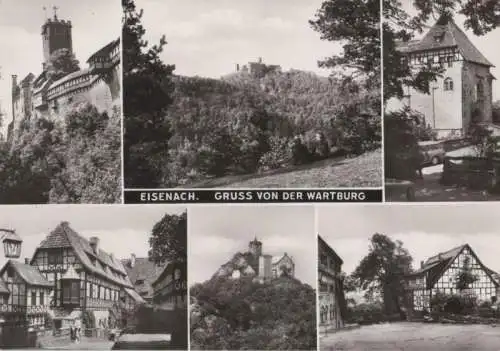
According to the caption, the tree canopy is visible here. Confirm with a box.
[46,48,80,81]
[148,211,187,264]
[351,233,413,317]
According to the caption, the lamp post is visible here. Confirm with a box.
[0,229,22,259]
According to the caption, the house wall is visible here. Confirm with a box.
[462,61,493,132]
[318,241,344,329]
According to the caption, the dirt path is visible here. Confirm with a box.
[321,322,500,351]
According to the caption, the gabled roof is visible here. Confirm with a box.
[152,261,186,288]
[121,256,166,300]
[125,287,146,304]
[0,260,51,288]
[271,253,294,265]
[318,235,343,265]
[34,222,132,288]
[87,38,119,63]
[408,244,499,289]
[20,73,35,86]
[399,16,493,67]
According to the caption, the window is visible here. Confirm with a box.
[444,78,454,91]
[40,292,44,306]
[135,279,145,285]
[48,251,63,265]
[62,280,80,306]
[31,291,37,306]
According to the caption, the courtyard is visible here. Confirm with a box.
[321,322,500,351]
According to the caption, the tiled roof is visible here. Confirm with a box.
[87,38,119,63]
[125,288,146,304]
[0,279,9,294]
[409,244,499,289]
[0,260,51,287]
[35,222,132,288]
[121,257,166,300]
[318,235,343,264]
[152,261,186,287]
[398,16,493,67]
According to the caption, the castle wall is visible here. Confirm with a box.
[407,60,464,138]
[258,255,272,278]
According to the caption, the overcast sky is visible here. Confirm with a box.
[136,0,338,79]
[318,204,500,277]
[0,0,120,134]
[189,205,316,287]
[0,205,185,268]
[400,0,500,101]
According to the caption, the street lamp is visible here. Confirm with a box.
[0,229,22,259]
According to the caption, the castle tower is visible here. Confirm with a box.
[258,254,272,278]
[41,7,73,70]
[248,237,262,257]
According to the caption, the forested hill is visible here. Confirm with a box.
[161,68,380,187]
[190,275,317,350]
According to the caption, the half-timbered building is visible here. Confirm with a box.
[29,221,143,329]
[387,15,496,138]
[318,235,347,331]
[404,244,499,313]
[152,262,187,310]
[121,254,166,304]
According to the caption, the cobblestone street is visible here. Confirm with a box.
[320,322,500,351]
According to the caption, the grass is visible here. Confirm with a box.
[182,149,382,188]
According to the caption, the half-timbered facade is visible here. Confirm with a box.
[152,262,187,310]
[405,244,499,313]
[318,236,347,330]
[387,15,496,139]
[0,260,52,328]
[29,221,142,329]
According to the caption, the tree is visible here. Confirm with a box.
[352,233,413,318]
[148,211,187,264]
[456,255,478,290]
[122,0,176,188]
[46,48,80,81]
[309,0,381,87]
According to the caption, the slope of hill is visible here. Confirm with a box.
[160,69,380,187]
[190,275,317,350]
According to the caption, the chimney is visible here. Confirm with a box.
[258,57,262,64]
[11,75,17,90]
[89,237,99,253]
[130,253,136,267]
[236,63,240,71]
[420,261,424,269]
[25,258,30,264]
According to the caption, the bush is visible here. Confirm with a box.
[258,137,293,171]
[346,302,385,325]
[430,292,478,315]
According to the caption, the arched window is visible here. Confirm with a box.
[444,77,454,91]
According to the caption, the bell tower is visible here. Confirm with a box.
[249,237,262,257]
[41,6,73,70]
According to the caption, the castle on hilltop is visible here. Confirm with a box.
[8,9,120,141]
[214,237,295,281]
[235,57,282,78]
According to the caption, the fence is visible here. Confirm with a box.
[440,156,500,191]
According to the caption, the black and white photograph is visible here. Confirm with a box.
[0,0,121,204]
[318,204,500,351]
[188,205,316,350]
[123,0,381,190]
[0,205,187,350]
[384,0,500,202]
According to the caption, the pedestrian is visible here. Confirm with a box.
[70,325,75,342]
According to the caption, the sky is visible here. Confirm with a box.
[318,204,500,277]
[0,0,121,134]
[136,0,338,79]
[189,205,316,287]
[401,0,500,101]
[0,205,186,268]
